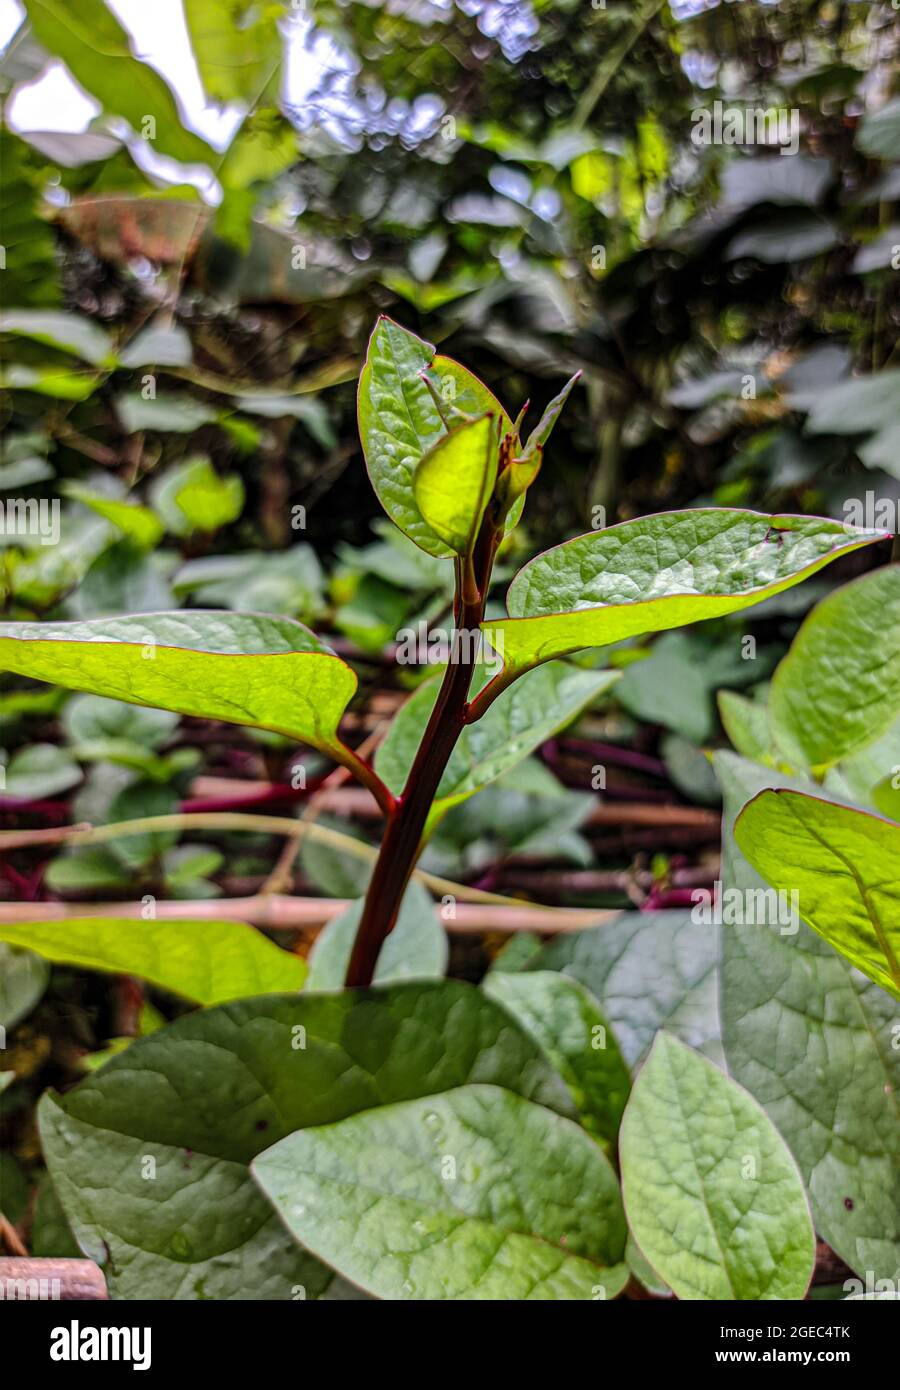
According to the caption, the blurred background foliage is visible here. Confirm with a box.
[1,0,898,1273]
[0,0,897,904]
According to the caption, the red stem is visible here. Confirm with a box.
[344,523,500,987]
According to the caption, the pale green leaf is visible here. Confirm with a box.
[735,790,900,1000]
[118,324,193,369]
[1,742,82,799]
[252,1085,628,1301]
[716,751,900,1283]
[769,565,900,771]
[484,970,630,1145]
[0,918,306,1006]
[802,369,900,437]
[413,413,498,555]
[116,394,219,434]
[718,688,775,764]
[0,944,49,1030]
[487,511,886,678]
[857,99,900,160]
[530,910,723,1068]
[0,310,114,366]
[620,1033,815,1300]
[1,365,101,400]
[0,611,358,757]
[376,660,618,822]
[40,980,573,1298]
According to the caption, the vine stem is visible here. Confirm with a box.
[344,520,501,987]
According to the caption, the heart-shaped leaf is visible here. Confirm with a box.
[769,565,900,771]
[484,970,630,1146]
[358,317,510,557]
[413,413,498,555]
[252,1084,628,1301]
[376,660,618,823]
[483,511,887,683]
[0,918,307,1006]
[716,751,900,1283]
[0,611,357,758]
[620,1032,815,1301]
[735,790,900,1000]
[528,910,723,1068]
[39,980,573,1298]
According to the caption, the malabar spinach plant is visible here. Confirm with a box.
[2,318,894,1300]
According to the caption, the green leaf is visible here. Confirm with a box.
[0,919,306,1006]
[521,372,580,456]
[150,456,244,536]
[174,462,244,534]
[358,317,511,557]
[116,395,219,434]
[39,980,573,1298]
[727,214,838,263]
[716,751,900,1283]
[376,660,618,823]
[252,1085,628,1301]
[31,1175,81,1258]
[118,324,193,369]
[483,970,630,1145]
[874,772,900,820]
[299,815,371,899]
[0,944,49,1030]
[0,130,60,307]
[616,633,714,743]
[529,910,723,1068]
[63,483,165,549]
[413,413,498,555]
[46,846,131,895]
[735,790,900,1000]
[62,693,179,748]
[1,365,101,400]
[358,318,453,557]
[0,310,114,366]
[769,566,900,771]
[487,510,886,679]
[826,717,900,810]
[620,1033,815,1301]
[718,688,774,764]
[183,0,282,103]
[801,370,900,435]
[23,0,214,167]
[69,539,174,620]
[661,732,721,806]
[426,355,513,433]
[307,880,447,991]
[0,611,358,758]
[857,98,900,159]
[1,742,82,799]
[626,1233,671,1298]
